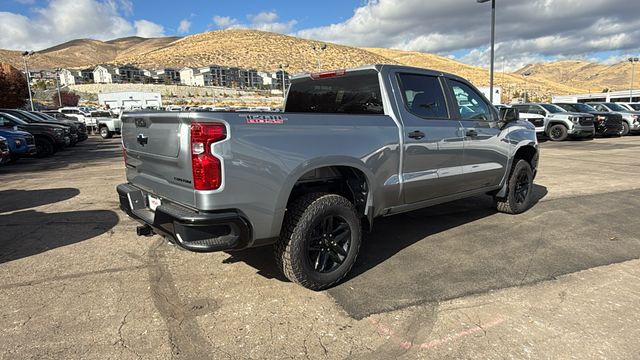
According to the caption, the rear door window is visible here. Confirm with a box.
[447,79,494,121]
[397,73,449,119]
[285,71,384,114]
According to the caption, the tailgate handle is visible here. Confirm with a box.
[137,134,148,146]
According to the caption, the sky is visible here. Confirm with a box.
[1,0,639,71]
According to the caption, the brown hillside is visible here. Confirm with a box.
[366,48,588,98]
[516,60,637,92]
[0,36,180,69]
[116,29,397,73]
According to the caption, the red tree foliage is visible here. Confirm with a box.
[52,90,80,107]
[0,63,29,108]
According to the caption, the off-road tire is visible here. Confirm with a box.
[620,121,630,136]
[496,159,534,214]
[35,137,54,158]
[100,126,113,139]
[274,193,362,291]
[548,124,568,141]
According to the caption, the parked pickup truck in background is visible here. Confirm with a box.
[554,103,623,137]
[512,103,595,141]
[586,102,640,136]
[95,111,121,139]
[117,65,539,290]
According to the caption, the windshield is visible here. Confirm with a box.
[91,111,111,117]
[0,112,28,125]
[605,103,628,111]
[571,103,597,112]
[540,104,566,113]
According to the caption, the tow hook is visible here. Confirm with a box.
[136,224,154,236]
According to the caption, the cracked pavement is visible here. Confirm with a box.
[1,136,640,359]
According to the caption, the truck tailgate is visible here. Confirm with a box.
[122,112,196,208]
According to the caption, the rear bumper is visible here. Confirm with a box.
[117,183,253,252]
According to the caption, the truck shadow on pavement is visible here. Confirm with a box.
[0,187,119,264]
[329,186,640,319]
[0,188,80,213]
[0,138,122,174]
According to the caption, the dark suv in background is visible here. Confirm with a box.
[30,111,88,142]
[0,109,74,146]
[0,112,67,157]
[554,103,623,137]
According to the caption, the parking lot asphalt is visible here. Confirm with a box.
[1,135,640,359]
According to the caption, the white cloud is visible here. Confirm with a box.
[134,19,165,37]
[0,0,165,50]
[296,0,640,68]
[177,19,191,34]
[212,11,297,33]
[212,15,238,29]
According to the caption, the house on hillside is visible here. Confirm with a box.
[93,65,120,84]
[179,67,196,86]
[59,69,82,86]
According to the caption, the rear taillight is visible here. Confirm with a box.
[190,122,227,190]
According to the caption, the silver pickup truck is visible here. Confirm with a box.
[117,65,539,290]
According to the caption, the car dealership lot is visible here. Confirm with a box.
[1,136,640,359]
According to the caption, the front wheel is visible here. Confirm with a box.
[35,137,55,158]
[100,126,113,139]
[275,193,362,290]
[547,124,568,141]
[620,121,630,136]
[496,159,534,214]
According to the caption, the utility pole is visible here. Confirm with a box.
[629,57,639,102]
[22,51,35,111]
[55,67,63,107]
[477,0,496,104]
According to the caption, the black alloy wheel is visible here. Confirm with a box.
[307,215,351,273]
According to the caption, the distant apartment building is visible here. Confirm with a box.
[116,65,146,83]
[93,65,120,84]
[258,70,290,90]
[180,67,207,86]
[180,65,262,88]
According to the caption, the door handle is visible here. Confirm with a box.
[408,130,425,140]
[465,129,478,137]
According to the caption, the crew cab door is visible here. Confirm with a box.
[445,79,509,190]
[395,72,466,204]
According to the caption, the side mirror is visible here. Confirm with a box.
[13,125,18,131]
[499,107,519,123]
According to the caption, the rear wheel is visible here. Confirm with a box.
[100,126,113,139]
[275,193,362,290]
[548,124,568,141]
[496,159,534,214]
[35,137,55,158]
[620,121,630,136]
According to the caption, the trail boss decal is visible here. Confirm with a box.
[244,114,287,124]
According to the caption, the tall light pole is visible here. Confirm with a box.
[629,57,639,102]
[477,0,496,104]
[310,43,327,71]
[55,67,63,107]
[21,51,35,111]
[279,63,289,104]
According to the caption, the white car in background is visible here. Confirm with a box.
[496,105,546,135]
[616,102,640,111]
